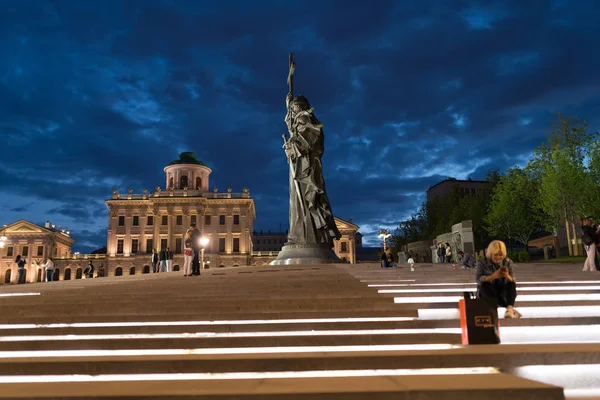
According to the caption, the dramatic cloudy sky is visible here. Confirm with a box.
[1,0,599,252]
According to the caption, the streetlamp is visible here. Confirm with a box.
[378,229,391,251]
[199,237,209,270]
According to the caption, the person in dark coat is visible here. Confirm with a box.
[475,240,521,319]
[16,255,26,284]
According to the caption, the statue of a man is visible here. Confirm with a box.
[283,54,341,247]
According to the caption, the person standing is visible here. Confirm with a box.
[183,229,194,277]
[165,247,173,272]
[445,242,453,263]
[437,243,445,264]
[581,218,598,272]
[190,224,201,276]
[42,257,55,282]
[151,249,159,273]
[15,255,26,284]
[84,261,94,279]
[158,248,167,273]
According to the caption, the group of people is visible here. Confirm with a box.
[436,242,453,263]
[149,224,206,276]
[150,248,174,273]
[581,217,600,272]
[14,256,55,284]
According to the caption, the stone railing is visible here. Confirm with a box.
[251,251,280,257]
[55,254,107,260]
[111,188,251,200]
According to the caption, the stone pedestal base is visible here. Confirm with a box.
[269,243,341,266]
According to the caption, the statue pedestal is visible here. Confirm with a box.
[269,243,341,266]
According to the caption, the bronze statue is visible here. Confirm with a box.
[282,53,341,247]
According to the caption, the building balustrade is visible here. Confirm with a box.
[112,189,250,200]
[251,251,280,257]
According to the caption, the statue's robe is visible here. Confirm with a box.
[285,106,341,246]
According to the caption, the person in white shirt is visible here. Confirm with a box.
[41,258,55,282]
[407,256,415,271]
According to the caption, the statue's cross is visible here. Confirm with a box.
[287,53,295,97]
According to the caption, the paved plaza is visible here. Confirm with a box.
[0,262,598,399]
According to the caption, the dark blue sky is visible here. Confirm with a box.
[1,1,599,252]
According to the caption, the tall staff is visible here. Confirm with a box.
[282,53,305,219]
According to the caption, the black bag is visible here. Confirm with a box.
[458,292,500,345]
[582,232,594,246]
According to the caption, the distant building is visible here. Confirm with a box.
[426,178,492,203]
[252,217,360,264]
[0,220,74,284]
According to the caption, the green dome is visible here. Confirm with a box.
[167,152,208,167]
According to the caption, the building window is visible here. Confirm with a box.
[6,246,13,257]
[37,245,44,256]
[117,240,124,254]
[218,237,225,253]
[233,215,240,225]
[147,216,154,226]
[191,215,197,226]
[162,216,168,225]
[233,238,240,253]
[175,238,182,254]
[205,215,211,226]
[133,216,139,226]
[341,241,348,252]
[131,239,139,254]
[118,216,125,226]
[176,215,183,225]
[219,215,225,225]
[146,239,153,253]
[21,246,28,257]
[160,238,167,250]
[256,239,260,245]
[196,177,202,189]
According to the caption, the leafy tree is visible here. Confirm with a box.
[484,167,542,250]
[528,114,598,256]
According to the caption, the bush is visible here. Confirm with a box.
[506,250,517,261]
[517,251,531,262]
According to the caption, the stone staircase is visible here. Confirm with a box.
[0,262,597,399]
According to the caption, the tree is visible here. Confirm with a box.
[528,114,598,256]
[484,167,542,250]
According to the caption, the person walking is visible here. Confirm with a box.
[190,224,201,276]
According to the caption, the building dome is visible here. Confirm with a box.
[167,152,209,167]
[163,152,212,191]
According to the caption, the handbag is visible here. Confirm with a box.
[458,292,501,345]
[184,249,192,256]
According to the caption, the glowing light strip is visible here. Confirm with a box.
[0,367,499,383]
[418,306,600,320]
[360,279,417,283]
[369,281,600,287]
[0,344,459,359]
[0,328,462,342]
[394,294,600,304]
[0,317,417,330]
[563,388,600,398]
[0,293,40,297]
[380,285,600,294]
[502,326,600,344]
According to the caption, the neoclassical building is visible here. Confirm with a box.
[0,220,74,284]
[101,152,256,276]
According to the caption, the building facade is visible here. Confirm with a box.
[426,178,493,203]
[99,152,256,276]
[0,220,74,284]
[251,217,360,264]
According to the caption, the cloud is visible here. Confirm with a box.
[0,0,598,251]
